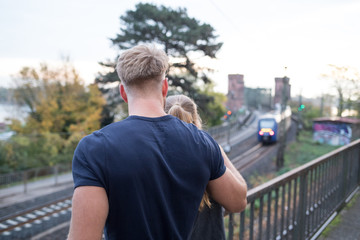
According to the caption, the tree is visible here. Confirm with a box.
[322,65,360,117]
[0,62,106,172]
[12,62,105,135]
[96,3,223,126]
[199,84,227,127]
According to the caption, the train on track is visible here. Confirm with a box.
[257,105,292,143]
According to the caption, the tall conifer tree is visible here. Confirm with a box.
[96,3,223,125]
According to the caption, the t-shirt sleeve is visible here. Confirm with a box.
[202,131,226,180]
[72,132,107,190]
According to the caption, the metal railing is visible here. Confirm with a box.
[227,139,360,240]
[0,164,72,193]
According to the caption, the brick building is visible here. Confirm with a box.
[274,77,291,106]
[226,74,245,112]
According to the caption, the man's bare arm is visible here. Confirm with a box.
[67,186,109,240]
[207,146,247,212]
[219,145,247,187]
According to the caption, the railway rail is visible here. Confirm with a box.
[229,119,296,173]
[0,195,72,239]
[232,143,277,171]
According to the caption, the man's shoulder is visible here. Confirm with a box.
[174,121,218,150]
[76,130,104,153]
[99,119,127,132]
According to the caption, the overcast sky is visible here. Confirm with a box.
[1,0,360,98]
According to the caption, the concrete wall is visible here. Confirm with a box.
[313,122,352,146]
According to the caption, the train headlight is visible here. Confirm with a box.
[270,131,274,136]
[259,131,264,136]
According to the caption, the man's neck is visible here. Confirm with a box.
[127,98,167,118]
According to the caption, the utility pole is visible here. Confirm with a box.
[297,92,303,141]
[276,70,289,170]
[320,94,324,116]
[223,110,232,153]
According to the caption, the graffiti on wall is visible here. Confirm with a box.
[313,122,352,146]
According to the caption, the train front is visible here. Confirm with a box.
[258,118,277,143]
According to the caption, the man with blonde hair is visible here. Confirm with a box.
[68,44,247,240]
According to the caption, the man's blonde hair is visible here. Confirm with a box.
[116,45,169,90]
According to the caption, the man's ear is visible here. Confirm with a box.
[162,78,168,98]
[119,84,128,103]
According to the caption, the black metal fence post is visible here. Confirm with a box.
[227,213,234,240]
[341,151,349,202]
[358,146,360,186]
[296,173,308,240]
[54,165,59,186]
[23,170,28,194]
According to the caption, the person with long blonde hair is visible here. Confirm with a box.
[165,95,247,240]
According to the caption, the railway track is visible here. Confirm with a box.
[227,134,258,159]
[228,119,297,173]
[0,195,72,239]
[226,130,276,173]
[232,143,277,171]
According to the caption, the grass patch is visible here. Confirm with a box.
[248,171,276,188]
[320,191,360,238]
[321,214,342,237]
[345,191,360,209]
[282,130,340,174]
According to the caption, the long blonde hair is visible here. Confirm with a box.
[165,95,211,210]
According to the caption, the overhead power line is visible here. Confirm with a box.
[208,0,242,33]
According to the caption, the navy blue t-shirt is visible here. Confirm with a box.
[72,115,226,240]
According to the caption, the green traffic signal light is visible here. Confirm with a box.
[298,104,305,112]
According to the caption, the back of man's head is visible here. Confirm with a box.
[116,45,169,93]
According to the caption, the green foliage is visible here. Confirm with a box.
[321,65,360,117]
[0,133,79,172]
[282,131,339,172]
[289,100,324,130]
[302,104,322,130]
[96,3,223,126]
[12,63,105,135]
[199,85,227,127]
[0,62,105,173]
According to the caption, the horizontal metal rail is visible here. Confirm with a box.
[0,164,72,192]
[227,139,360,240]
